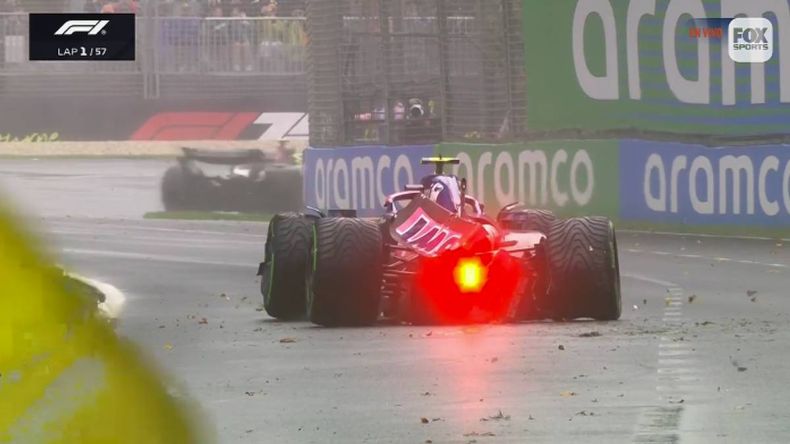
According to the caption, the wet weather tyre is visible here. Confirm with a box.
[161,166,192,211]
[546,217,621,320]
[498,207,557,234]
[307,218,383,326]
[260,213,313,320]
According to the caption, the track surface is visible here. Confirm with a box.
[2,158,790,443]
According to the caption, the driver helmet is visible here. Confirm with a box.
[423,175,461,213]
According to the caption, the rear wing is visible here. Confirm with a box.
[389,195,480,257]
[420,156,460,175]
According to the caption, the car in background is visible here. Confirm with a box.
[161,147,302,214]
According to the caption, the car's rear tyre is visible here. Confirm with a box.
[307,218,383,326]
[161,165,192,211]
[498,206,556,234]
[260,213,313,320]
[545,216,621,320]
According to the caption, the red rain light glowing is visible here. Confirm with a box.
[453,257,487,293]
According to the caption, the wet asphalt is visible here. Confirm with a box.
[1,158,789,443]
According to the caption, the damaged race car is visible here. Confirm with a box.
[161,147,302,213]
[258,157,621,326]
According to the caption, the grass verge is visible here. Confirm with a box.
[144,211,272,222]
[617,220,790,240]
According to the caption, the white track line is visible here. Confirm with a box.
[49,220,267,239]
[624,249,787,269]
[50,232,259,251]
[621,229,790,243]
[49,229,260,246]
[622,273,679,288]
[628,273,702,442]
[62,247,253,268]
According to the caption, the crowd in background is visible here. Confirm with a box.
[0,0,22,13]
[158,0,306,18]
[83,0,138,13]
[0,0,307,72]
[154,0,308,73]
[1,0,451,76]
[1,0,304,16]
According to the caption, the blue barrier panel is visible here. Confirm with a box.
[620,140,790,227]
[303,145,434,217]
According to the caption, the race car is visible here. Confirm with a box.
[161,147,302,213]
[257,157,621,326]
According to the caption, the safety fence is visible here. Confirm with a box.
[154,17,306,74]
[306,0,527,148]
[0,13,308,98]
[0,8,515,103]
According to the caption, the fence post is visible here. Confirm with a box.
[436,0,450,142]
[306,0,345,146]
[500,0,514,140]
[378,0,392,145]
[140,1,159,99]
[502,0,526,137]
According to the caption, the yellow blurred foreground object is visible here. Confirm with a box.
[0,206,208,443]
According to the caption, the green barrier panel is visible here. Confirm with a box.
[522,0,790,136]
[435,140,620,218]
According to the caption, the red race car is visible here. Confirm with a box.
[258,157,621,326]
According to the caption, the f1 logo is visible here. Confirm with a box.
[54,20,109,36]
[728,17,773,63]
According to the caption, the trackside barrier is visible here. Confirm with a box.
[302,145,434,217]
[434,141,620,217]
[303,141,790,235]
[620,140,790,228]
[521,0,790,137]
